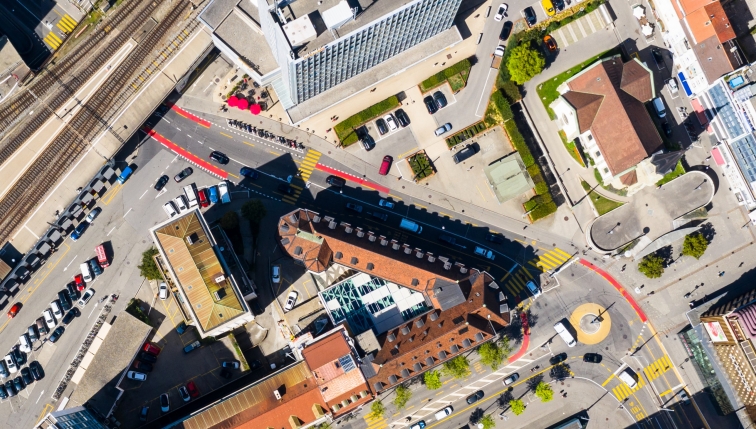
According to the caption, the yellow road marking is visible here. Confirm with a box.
[219,132,233,138]
[388,194,403,200]
[243,141,254,147]
[269,151,280,156]
[601,374,614,387]
[228,173,239,179]
[101,182,124,205]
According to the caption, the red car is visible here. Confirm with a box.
[186,380,199,398]
[74,274,86,291]
[7,303,21,318]
[543,35,557,52]
[143,342,162,356]
[197,188,210,208]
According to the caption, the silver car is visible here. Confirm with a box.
[283,291,298,312]
[434,123,452,136]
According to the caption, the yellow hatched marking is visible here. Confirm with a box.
[63,15,77,28]
[553,247,571,258]
[542,251,567,265]
[307,149,322,156]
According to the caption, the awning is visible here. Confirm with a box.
[678,71,693,97]
[690,98,710,128]
[100,167,115,180]
[47,229,62,242]
[711,147,725,166]
[250,104,261,115]
[36,241,51,256]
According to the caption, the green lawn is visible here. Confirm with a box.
[558,130,585,167]
[581,180,624,215]
[420,59,472,93]
[656,161,686,186]
[536,48,621,119]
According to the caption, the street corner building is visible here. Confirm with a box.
[276,208,510,393]
[198,0,464,122]
[149,208,254,338]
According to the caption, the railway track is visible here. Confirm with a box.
[0,0,161,162]
[0,0,193,244]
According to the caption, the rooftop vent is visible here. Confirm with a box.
[429,312,439,321]
[335,252,343,259]
[450,344,460,353]
[401,326,410,335]
[415,319,425,328]
[281,223,290,232]
[500,304,509,314]
[400,369,410,378]
[351,257,358,264]
[499,292,506,301]
[438,351,447,360]
[453,316,465,325]
[367,263,374,270]
[214,275,226,284]
[387,333,396,342]
[411,279,419,286]
[413,363,423,372]
[462,339,472,348]
[280,238,290,246]
[186,233,199,245]
[475,333,485,342]
[425,357,434,366]
[388,375,398,384]
[273,389,282,400]
[373,382,384,393]
[294,246,303,255]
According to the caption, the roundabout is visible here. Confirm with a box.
[569,303,612,345]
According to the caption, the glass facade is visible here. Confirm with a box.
[46,407,107,429]
[731,134,756,184]
[679,327,735,415]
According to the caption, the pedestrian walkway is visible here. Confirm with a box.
[552,6,612,48]
[529,247,572,271]
[501,266,534,297]
[363,413,387,429]
[57,15,78,34]
[643,354,673,382]
[612,376,646,401]
[472,360,485,374]
[44,32,64,50]
[296,149,322,182]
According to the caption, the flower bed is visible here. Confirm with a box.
[408,151,435,181]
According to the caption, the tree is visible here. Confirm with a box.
[682,232,708,259]
[478,342,505,370]
[138,247,162,280]
[534,381,553,402]
[638,253,665,278]
[367,400,386,419]
[220,211,239,231]
[506,43,545,85]
[509,398,526,415]
[442,355,471,379]
[241,199,267,227]
[480,414,496,429]
[424,370,442,390]
[393,385,411,409]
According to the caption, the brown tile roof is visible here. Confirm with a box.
[691,35,737,84]
[564,56,662,175]
[619,170,638,186]
[706,2,735,43]
[561,91,603,133]
[302,330,352,370]
[620,60,654,102]
[367,272,509,392]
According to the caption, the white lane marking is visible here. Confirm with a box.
[63,255,78,271]
[197,140,203,145]
[36,390,44,404]
[475,68,496,117]
[123,208,132,218]
[176,127,181,131]
[106,226,116,236]
[187,134,192,139]
[163,118,171,123]
[139,189,148,199]
[155,188,167,199]
[88,306,97,318]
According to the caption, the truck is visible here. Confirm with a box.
[491,45,505,69]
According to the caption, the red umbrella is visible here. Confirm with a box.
[237,98,249,110]
[227,96,239,107]
[250,104,261,115]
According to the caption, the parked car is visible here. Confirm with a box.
[222,360,240,369]
[553,0,565,11]
[89,258,102,276]
[409,422,426,429]
[378,199,395,209]
[651,47,665,69]
[4,355,17,374]
[13,376,24,392]
[423,96,438,114]
[284,291,298,312]
[523,6,536,26]
[666,77,679,95]
[583,353,602,363]
[379,155,392,176]
[494,3,508,20]
[74,274,85,291]
[43,310,56,331]
[49,326,65,343]
[500,21,513,41]
[376,118,388,135]
[186,380,200,398]
[197,188,210,208]
[210,151,230,164]
[138,351,158,363]
[433,91,448,109]
[179,385,191,402]
[272,265,281,284]
[466,390,484,404]
[345,203,363,213]
[183,341,201,354]
[21,367,33,385]
[70,221,89,241]
[133,360,153,373]
[154,175,169,191]
[61,310,76,325]
[662,121,672,136]
[174,195,189,212]
[434,123,452,136]
[66,282,79,301]
[85,207,102,223]
[127,371,147,381]
[143,342,162,356]
[486,233,504,244]
[503,372,520,385]
[240,166,259,179]
[550,352,568,365]
[218,181,230,204]
[326,176,346,188]
[208,185,219,204]
[160,393,170,412]
[7,303,21,318]
[452,144,478,164]
[29,361,44,380]
[370,211,388,222]
[158,282,168,300]
[78,288,95,307]
[139,406,149,422]
[4,380,16,397]
[395,109,410,127]
[384,114,398,131]
[543,35,557,52]
[174,167,193,182]
[0,384,7,399]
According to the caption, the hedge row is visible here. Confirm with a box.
[420,59,472,92]
[334,95,400,145]
[529,201,558,221]
[490,90,513,122]
[446,121,488,148]
[504,120,534,167]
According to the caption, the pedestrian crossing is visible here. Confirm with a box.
[528,248,572,272]
[501,266,534,296]
[298,149,321,182]
[57,15,77,34]
[612,376,645,401]
[44,32,63,50]
[643,355,673,382]
[473,360,485,374]
[363,414,387,429]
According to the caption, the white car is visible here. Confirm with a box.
[378,199,395,209]
[271,265,281,284]
[78,288,95,307]
[434,123,452,136]
[163,201,178,218]
[218,181,230,204]
[384,114,398,131]
[4,355,17,374]
[43,309,57,330]
[503,372,520,385]
[283,290,298,312]
[127,371,147,381]
[179,386,191,402]
[86,207,102,223]
[158,282,168,300]
[666,77,679,95]
[494,3,508,21]
[174,195,189,212]
[494,45,506,57]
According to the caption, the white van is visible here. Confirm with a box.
[19,333,32,353]
[652,97,666,118]
[80,262,93,283]
[399,218,422,234]
[554,321,576,347]
[434,406,453,420]
[183,184,198,208]
[618,368,638,388]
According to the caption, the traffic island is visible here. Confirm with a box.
[569,303,611,345]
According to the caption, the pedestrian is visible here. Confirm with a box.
[739,262,744,267]
[705,156,711,161]
[719,271,725,277]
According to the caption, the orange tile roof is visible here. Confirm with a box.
[678,0,716,15]
[302,330,352,370]
[685,7,717,43]
[706,2,735,42]
[319,366,369,403]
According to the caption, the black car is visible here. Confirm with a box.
[49,326,65,343]
[553,0,565,11]
[133,361,153,373]
[13,376,25,392]
[0,384,7,399]
[11,346,25,366]
[89,258,102,276]
[240,167,259,179]
[29,361,44,380]
[376,118,388,135]
[0,360,7,378]
[58,290,73,312]
[174,167,193,182]
[395,109,410,127]
[277,184,294,195]
[466,390,484,404]
[250,360,262,371]
[66,282,78,301]
[433,91,448,109]
[4,380,16,397]
[438,234,466,249]
[500,21,513,41]
[357,127,375,151]
[423,96,438,114]
[452,145,478,164]
[138,351,158,363]
[486,233,504,244]
[20,367,33,385]
[61,310,76,325]
[662,121,672,136]
[523,6,536,26]
[651,48,665,69]
[346,203,363,213]
[220,368,232,379]
[583,353,602,363]
[210,151,230,165]
[326,176,346,188]
[154,175,169,191]
[550,352,568,365]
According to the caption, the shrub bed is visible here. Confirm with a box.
[408,152,434,180]
[445,121,488,148]
[334,95,400,146]
[420,59,472,92]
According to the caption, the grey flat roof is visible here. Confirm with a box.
[69,312,152,417]
[278,0,408,55]
[200,0,240,30]
[216,10,279,75]
[287,26,461,123]
[483,153,534,203]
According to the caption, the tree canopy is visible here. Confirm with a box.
[220,211,239,231]
[424,370,442,390]
[478,341,506,370]
[138,247,162,280]
[480,414,496,429]
[368,400,386,419]
[534,381,554,402]
[506,43,546,85]
[638,253,665,278]
[442,355,471,379]
[509,398,526,415]
[393,385,411,409]
[241,200,267,225]
[682,232,708,259]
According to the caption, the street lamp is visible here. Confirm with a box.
[694,179,707,191]
[607,222,620,235]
